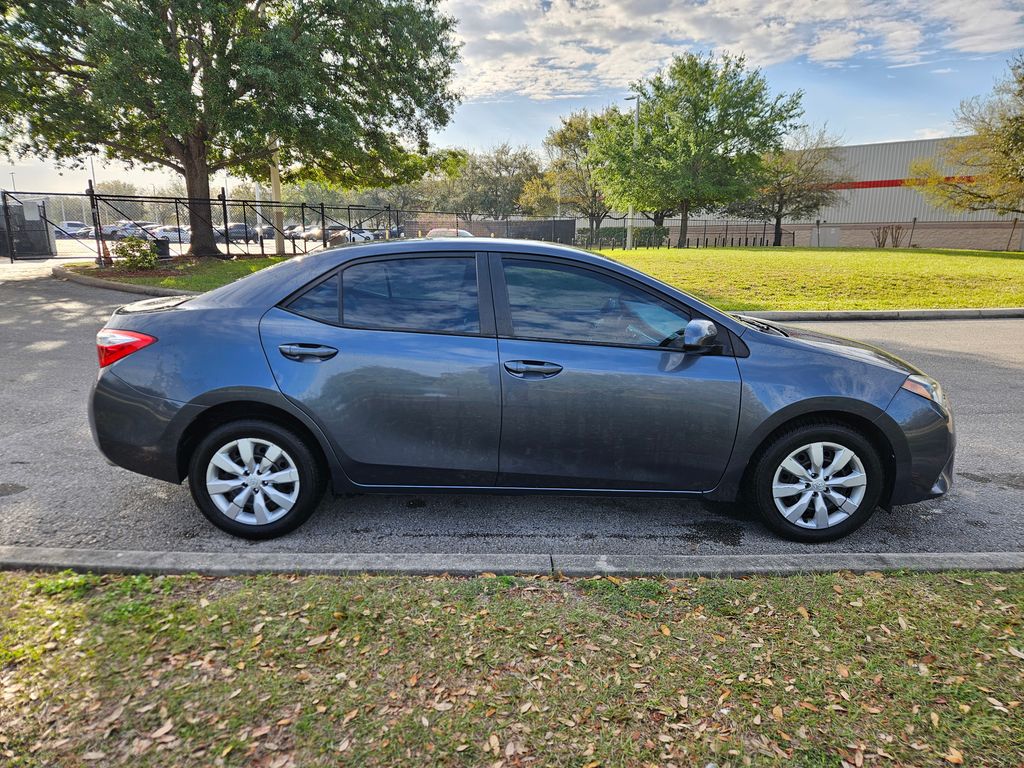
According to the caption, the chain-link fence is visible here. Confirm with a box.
[1,187,797,263]
[579,215,796,249]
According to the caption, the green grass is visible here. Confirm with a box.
[605,246,1024,310]
[2,569,1021,766]
[75,256,288,293]
[72,246,1024,310]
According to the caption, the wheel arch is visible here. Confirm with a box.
[174,392,350,492]
[708,398,905,508]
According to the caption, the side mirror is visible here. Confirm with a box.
[682,319,719,353]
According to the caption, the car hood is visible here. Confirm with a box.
[738,316,924,376]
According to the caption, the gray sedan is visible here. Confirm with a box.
[89,239,954,542]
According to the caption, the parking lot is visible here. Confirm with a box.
[1,264,1022,560]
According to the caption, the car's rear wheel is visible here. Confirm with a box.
[751,422,884,542]
[188,419,325,539]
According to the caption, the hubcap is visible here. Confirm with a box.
[205,438,300,526]
[771,441,867,529]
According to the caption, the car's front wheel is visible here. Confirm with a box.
[188,419,326,539]
[751,422,884,542]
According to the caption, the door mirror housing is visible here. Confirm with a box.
[682,319,719,353]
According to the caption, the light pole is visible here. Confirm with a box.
[624,94,640,249]
[8,172,15,190]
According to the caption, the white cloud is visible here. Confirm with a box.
[930,67,957,74]
[443,0,1024,100]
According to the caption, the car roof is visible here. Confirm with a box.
[191,237,743,333]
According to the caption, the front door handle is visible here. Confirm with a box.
[503,360,563,378]
[279,343,338,362]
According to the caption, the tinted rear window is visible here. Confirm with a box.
[342,257,479,334]
[287,273,339,323]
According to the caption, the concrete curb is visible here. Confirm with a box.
[744,308,1024,322]
[51,266,1024,320]
[51,265,200,297]
[1,546,1020,578]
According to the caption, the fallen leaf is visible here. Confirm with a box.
[943,746,964,764]
[837,664,850,678]
[931,712,940,727]
[150,720,173,739]
[797,606,810,620]
[660,624,671,637]
[343,709,359,725]
[772,705,784,721]
[307,635,328,647]
[82,752,106,761]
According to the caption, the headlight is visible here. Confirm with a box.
[901,374,944,406]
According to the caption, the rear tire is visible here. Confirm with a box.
[188,419,326,540]
[750,422,884,543]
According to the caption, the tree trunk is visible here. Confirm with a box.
[182,139,221,258]
[653,211,665,227]
[588,215,598,246]
[773,216,783,247]
[675,200,689,248]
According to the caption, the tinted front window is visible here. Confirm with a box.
[342,257,480,334]
[503,260,689,346]
[287,273,339,323]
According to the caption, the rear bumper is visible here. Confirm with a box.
[89,369,201,483]
[882,389,956,506]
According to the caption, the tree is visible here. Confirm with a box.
[0,0,460,256]
[589,52,803,246]
[726,127,852,246]
[544,110,610,241]
[94,180,143,197]
[910,56,1024,216]
[518,173,560,217]
[476,144,542,219]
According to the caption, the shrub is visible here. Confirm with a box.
[576,226,669,248]
[113,236,158,269]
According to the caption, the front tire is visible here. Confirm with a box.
[751,422,884,542]
[188,419,326,540]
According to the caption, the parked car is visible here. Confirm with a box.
[117,223,158,240]
[54,220,86,238]
[425,228,474,238]
[153,225,191,243]
[215,223,260,243]
[90,239,954,542]
[283,224,305,239]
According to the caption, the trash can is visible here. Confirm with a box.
[152,238,171,260]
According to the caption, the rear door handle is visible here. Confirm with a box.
[503,360,563,378]
[279,343,338,362]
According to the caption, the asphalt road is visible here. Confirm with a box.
[2,263,1022,558]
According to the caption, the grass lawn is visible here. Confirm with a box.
[2,569,1021,766]
[75,256,288,294]
[605,247,1024,311]
[73,246,1024,311]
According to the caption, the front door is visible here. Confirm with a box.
[260,253,501,486]
[492,256,741,491]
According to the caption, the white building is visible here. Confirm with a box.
[787,138,1022,250]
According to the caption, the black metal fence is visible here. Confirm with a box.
[1,187,794,263]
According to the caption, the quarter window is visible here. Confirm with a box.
[287,273,339,324]
[342,257,480,334]
[502,260,690,347]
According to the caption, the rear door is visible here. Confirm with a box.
[259,252,501,486]
[492,255,742,491]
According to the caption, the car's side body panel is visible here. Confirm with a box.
[259,307,503,487]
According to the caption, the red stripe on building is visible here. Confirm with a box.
[829,176,975,190]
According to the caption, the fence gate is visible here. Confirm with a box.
[1,191,60,260]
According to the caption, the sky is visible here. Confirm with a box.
[5,0,1023,194]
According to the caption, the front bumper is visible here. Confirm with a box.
[882,388,956,506]
[89,369,202,483]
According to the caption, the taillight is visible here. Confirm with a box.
[96,329,156,368]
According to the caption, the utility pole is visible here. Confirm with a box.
[624,94,640,249]
[269,144,285,254]
[8,172,14,190]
